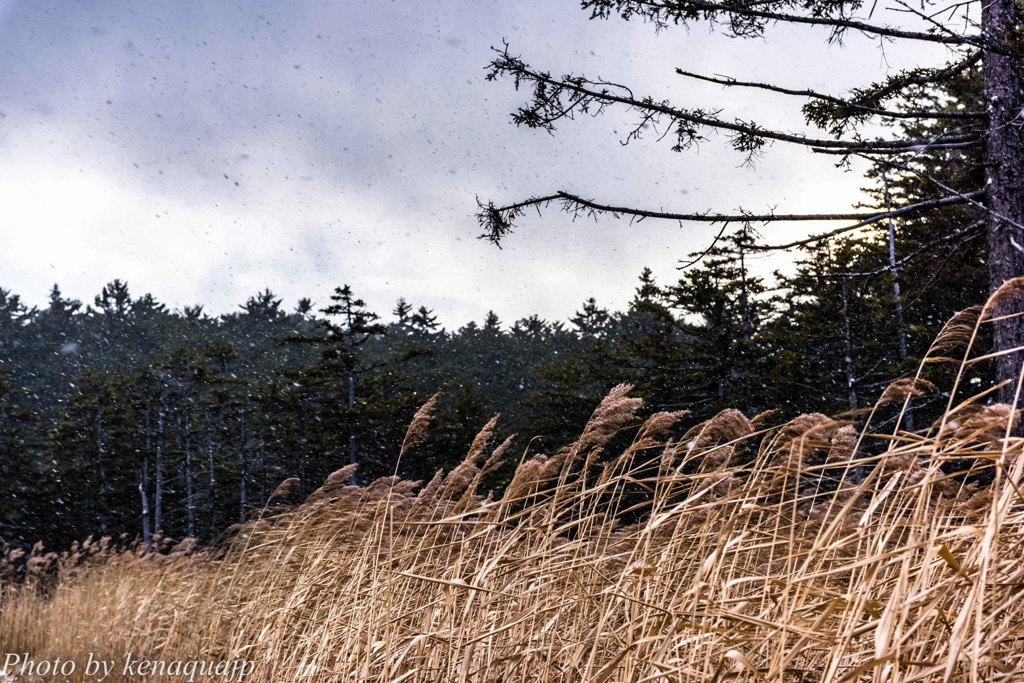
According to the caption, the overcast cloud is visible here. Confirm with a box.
[0,0,955,326]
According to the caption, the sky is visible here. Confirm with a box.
[0,0,956,327]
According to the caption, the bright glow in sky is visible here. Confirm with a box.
[0,0,955,325]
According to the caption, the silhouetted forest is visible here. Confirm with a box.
[0,200,989,549]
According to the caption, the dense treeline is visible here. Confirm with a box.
[0,202,987,549]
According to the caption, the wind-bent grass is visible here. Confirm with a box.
[5,283,1024,682]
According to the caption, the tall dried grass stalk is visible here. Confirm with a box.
[6,305,1024,682]
[399,392,441,459]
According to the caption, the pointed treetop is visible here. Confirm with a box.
[411,306,440,334]
[483,310,502,331]
[94,279,132,318]
[295,297,314,317]
[241,288,284,321]
[392,298,413,324]
[571,297,612,336]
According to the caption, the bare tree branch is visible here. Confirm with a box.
[585,0,985,46]
[891,0,976,40]
[864,154,1024,232]
[746,191,984,250]
[821,219,984,277]
[488,47,981,160]
[477,188,984,247]
[677,222,731,270]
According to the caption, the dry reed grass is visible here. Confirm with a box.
[4,303,1024,682]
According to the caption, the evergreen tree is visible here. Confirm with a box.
[50,369,139,544]
[0,364,40,545]
[668,228,771,414]
[241,289,285,321]
[295,297,315,318]
[93,279,131,319]
[410,306,440,335]
[24,285,84,417]
[0,288,30,369]
[392,298,413,327]
[614,270,691,413]
[571,297,612,337]
[767,239,886,416]
[317,285,387,473]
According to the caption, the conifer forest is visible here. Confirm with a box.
[0,211,984,550]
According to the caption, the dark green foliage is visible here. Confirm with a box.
[0,212,989,549]
[0,364,43,545]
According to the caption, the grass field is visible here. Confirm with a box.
[3,302,1024,682]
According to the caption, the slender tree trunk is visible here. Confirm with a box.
[95,412,107,532]
[347,369,357,483]
[207,413,217,535]
[841,277,858,413]
[95,413,106,481]
[983,0,1024,406]
[141,411,152,547]
[258,446,266,502]
[239,408,248,523]
[884,180,909,364]
[139,456,150,546]
[738,246,754,410]
[155,408,164,535]
[184,408,194,538]
[299,398,308,491]
[885,179,913,431]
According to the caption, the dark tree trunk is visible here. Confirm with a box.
[206,413,217,535]
[184,408,194,538]
[239,408,248,523]
[95,412,107,533]
[140,455,150,546]
[885,180,913,431]
[347,369,357,484]
[155,408,164,535]
[983,0,1024,406]
[841,277,858,413]
[141,411,152,547]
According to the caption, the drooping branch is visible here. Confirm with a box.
[487,47,981,159]
[583,0,984,46]
[477,188,984,248]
